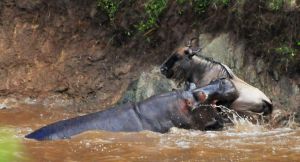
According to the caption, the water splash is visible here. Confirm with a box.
[286,112,298,128]
[217,105,267,132]
[269,109,299,129]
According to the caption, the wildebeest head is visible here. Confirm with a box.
[160,38,201,81]
[160,38,273,116]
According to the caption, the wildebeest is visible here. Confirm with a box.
[26,78,237,140]
[160,38,273,116]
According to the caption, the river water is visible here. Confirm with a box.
[0,104,299,162]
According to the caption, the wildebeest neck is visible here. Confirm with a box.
[188,56,230,87]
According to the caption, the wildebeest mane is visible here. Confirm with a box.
[194,52,234,79]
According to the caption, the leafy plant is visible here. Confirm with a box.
[267,0,284,11]
[176,0,187,5]
[97,0,121,22]
[273,44,298,72]
[275,45,296,58]
[192,0,229,14]
[192,0,211,14]
[213,0,230,6]
[136,0,168,32]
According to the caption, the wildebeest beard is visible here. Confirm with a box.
[172,65,186,85]
[171,58,195,86]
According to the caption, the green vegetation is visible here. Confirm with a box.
[97,0,121,22]
[194,0,230,12]
[274,45,298,72]
[275,45,297,58]
[192,0,211,14]
[175,0,230,14]
[136,0,168,32]
[94,0,299,74]
[267,0,284,11]
[176,0,186,5]
[0,128,23,162]
[214,0,230,6]
[96,0,231,32]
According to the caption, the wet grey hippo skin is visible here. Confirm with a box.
[26,78,237,140]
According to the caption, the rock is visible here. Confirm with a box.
[117,67,177,104]
[279,76,299,96]
[0,103,7,109]
[198,33,214,47]
[117,80,138,104]
[245,65,258,85]
[200,33,232,66]
[199,33,244,70]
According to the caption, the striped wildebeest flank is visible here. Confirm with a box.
[26,78,237,140]
[160,38,273,116]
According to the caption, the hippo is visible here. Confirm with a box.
[26,78,237,140]
[160,38,273,116]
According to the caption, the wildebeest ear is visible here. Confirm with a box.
[186,37,199,47]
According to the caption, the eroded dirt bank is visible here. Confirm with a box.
[0,0,205,111]
[0,0,299,121]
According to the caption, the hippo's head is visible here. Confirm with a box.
[188,78,238,130]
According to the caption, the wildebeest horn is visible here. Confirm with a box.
[192,47,202,53]
[185,37,202,55]
[186,37,199,47]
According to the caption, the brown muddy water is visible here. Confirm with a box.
[0,104,299,162]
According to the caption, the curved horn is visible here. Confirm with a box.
[192,47,202,53]
[185,37,199,47]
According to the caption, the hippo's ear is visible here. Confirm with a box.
[185,99,193,107]
[184,99,198,111]
[192,90,208,103]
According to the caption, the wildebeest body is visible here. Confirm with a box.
[160,43,273,115]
